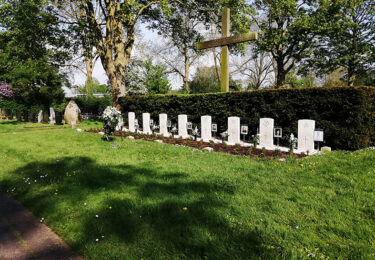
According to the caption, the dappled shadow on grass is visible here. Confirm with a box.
[1,156,274,259]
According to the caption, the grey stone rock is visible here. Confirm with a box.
[64,101,82,125]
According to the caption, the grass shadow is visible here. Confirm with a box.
[1,156,275,259]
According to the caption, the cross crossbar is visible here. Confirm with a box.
[197,32,258,50]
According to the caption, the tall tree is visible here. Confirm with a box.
[147,12,205,92]
[252,0,332,88]
[53,0,99,93]
[308,0,375,86]
[232,46,275,89]
[147,0,253,92]
[75,0,220,107]
[0,0,69,108]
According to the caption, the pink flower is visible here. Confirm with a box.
[0,82,13,98]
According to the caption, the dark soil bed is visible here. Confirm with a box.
[86,129,306,160]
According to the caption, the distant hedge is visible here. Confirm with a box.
[72,96,112,115]
[119,87,375,150]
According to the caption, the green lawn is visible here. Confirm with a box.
[0,120,374,259]
[0,119,102,133]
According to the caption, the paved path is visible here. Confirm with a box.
[0,193,82,260]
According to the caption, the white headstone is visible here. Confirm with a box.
[38,110,43,123]
[128,112,136,132]
[178,114,189,138]
[49,107,56,124]
[259,118,274,148]
[116,114,124,131]
[298,119,315,153]
[201,115,212,142]
[228,117,240,145]
[159,114,170,137]
[142,113,152,135]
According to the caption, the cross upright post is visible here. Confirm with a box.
[221,7,230,92]
[197,7,258,92]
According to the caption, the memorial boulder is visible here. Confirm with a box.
[64,101,82,125]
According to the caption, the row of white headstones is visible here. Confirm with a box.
[121,112,322,154]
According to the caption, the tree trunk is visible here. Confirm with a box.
[275,58,286,89]
[85,57,93,95]
[347,66,356,87]
[184,50,190,91]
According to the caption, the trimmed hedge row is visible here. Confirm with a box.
[119,87,375,150]
[72,96,112,115]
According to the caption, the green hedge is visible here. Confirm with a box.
[0,100,44,121]
[119,87,375,150]
[72,96,112,115]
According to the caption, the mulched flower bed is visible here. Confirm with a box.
[86,129,306,160]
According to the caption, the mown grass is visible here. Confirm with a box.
[0,119,102,133]
[0,121,374,259]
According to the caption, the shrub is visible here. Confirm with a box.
[119,87,375,150]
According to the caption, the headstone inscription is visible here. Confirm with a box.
[259,118,274,148]
[159,114,170,137]
[128,112,136,132]
[142,113,152,134]
[298,119,315,153]
[201,115,212,142]
[228,117,240,145]
[178,114,189,139]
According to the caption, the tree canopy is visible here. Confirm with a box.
[0,0,70,108]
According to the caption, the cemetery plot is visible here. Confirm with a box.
[86,129,306,159]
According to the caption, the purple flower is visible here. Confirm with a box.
[0,82,13,98]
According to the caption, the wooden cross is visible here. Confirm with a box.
[197,7,258,92]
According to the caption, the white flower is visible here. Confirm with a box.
[191,126,199,136]
[95,214,99,218]
[95,238,99,242]
[220,131,228,138]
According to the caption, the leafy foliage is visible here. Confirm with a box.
[77,78,109,95]
[252,0,334,88]
[306,0,375,86]
[119,87,375,150]
[189,66,242,94]
[143,60,171,94]
[124,59,171,95]
[0,0,69,108]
